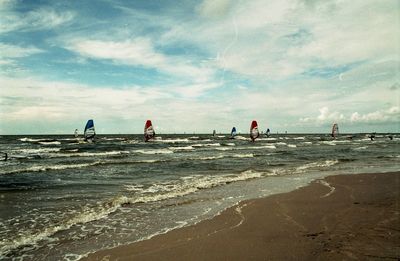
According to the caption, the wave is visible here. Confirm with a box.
[352,146,367,151]
[53,151,130,158]
[168,146,194,151]
[232,153,254,158]
[252,145,277,149]
[0,169,266,257]
[287,144,297,148]
[134,149,173,155]
[215,147,234,151]
[1,162,103,175]
[38,141,61,145]
[154,138,189,144]
[295,160,339,173]
[192,143,221,148]
[234,136,248,141]
[18,148,61,154]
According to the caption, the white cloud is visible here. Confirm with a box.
[161,0,399,79]
[0,43,43,58]
[0,3,74,34]
[69,38,166,68]
[197,0,231,18]
[65,37,216,90]
[300,106,399,126]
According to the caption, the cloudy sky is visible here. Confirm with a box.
[0,0,398,134]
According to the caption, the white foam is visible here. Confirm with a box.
[54,151,130,158]
[192,143,221,147]
[19,148,61,154]
[287,144,297,148]
[134,149,173,155]
[168,146,194,151]
[155,138,189,144]
[296,160,339,172]
[1,162,102,175]
[215,147,233,151]
[38,141,61,145]
[232,153,254,158]
[353,146,367,151]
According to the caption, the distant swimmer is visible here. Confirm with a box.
[388,135,393,140]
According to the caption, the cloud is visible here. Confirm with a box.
[0,43,43,58]
[69,38,166,68]
[0,2,74,34]
[65,37,217,93]
[196,0,231,18]
[300,106,399,125]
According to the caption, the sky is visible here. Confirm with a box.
[0,0,399,134]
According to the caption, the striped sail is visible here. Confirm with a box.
[84,120,95,141]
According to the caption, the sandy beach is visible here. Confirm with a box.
[84,171,400,260]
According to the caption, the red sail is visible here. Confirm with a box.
[144,120,155,142]
[250,120,259,141]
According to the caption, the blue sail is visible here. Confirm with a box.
[84,119,96,141]
[230,127,237,138]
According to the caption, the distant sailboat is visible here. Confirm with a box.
[144,120,155,142]
[84,119,96,142]
[331,123,339,139]
[250,120,259,141]
[212,130,216,137]
[230,127,237,139]
[74,129,78,138]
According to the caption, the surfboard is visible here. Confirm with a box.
[84,119,96,142]
[250,120,259,141]
[144,120,155,142]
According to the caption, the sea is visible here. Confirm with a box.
[0,133,399,260]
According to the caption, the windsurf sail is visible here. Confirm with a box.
[331,123,339,138]
[84,119,96,141]
[230,127,237,139]
[212,130,216,137]
[74,129,78,138]
[250,120,259,141]
[144,120,155,142]
[266,128,270,137]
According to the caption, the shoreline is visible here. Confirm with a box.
[84,171,400,260]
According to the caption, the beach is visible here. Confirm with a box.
[85,171,400,260]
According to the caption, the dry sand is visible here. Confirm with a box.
[85,172,400,260]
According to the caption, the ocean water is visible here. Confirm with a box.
[0,133,398,260]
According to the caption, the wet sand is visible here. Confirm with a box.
[85,172,400,260]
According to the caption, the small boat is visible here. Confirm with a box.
[144,120,155,142]
[230,127,237,139]
[84,119,96,142]
[250,120,259,141]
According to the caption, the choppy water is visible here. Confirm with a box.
[0,133,399,260]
